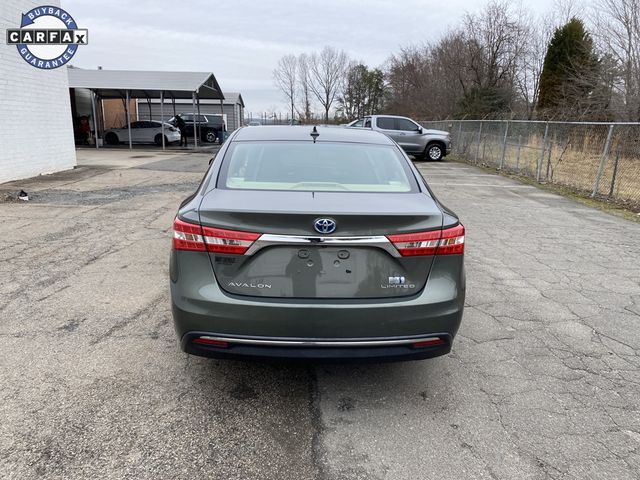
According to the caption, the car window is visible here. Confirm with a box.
[219,142,417,193]
[129,121,142,129]
[396,118,420,131]
[197,115,207,122]
[351,119,364,127]
[376,117,395,130]
[181,114,193,122]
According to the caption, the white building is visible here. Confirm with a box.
[0,0,77,184]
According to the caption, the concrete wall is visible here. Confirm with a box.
[0,0,77,183]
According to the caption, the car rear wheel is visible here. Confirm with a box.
[205,131,217,143]
[105,132,119,145]
[425,143,444,161]
[154,134,168,146]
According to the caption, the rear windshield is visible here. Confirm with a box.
[218,142,417,192]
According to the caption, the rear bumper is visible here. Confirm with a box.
[170,250,465,361]
[181,332,452,362]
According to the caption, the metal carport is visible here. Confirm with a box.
[67,68,225,149]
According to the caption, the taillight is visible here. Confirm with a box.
[201,226,260,254]
[172,217,260,255]
[436,224,465,255]
[387,224,464,256]
[173,217,205,251]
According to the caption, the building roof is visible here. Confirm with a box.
[144,92,244,106]
[222,92,245,107]
[233,125,394,144]
[67,68,224,100]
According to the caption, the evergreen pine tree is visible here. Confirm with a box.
[537,18,599,117]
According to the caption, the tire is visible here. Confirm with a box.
[105,132,119,145]
[425,143,444,161]
[154,134,167,146]
[205,130,217,143]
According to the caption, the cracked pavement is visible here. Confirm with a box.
[1,150,639,479]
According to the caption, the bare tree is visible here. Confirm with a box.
[554,0,583,23]
[273,54,298,122]
[514,10,554,118]
[592,0,640,120]
[297,53,313,123]
[309,47,349,122]
[459,1,532,115]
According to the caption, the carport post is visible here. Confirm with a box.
[160,91,165,150]
[90,90,99,149]
[197,96,201,141]
[192,92,198,148]
[125,90,132,150]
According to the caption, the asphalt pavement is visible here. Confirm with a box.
[1,149,639,479]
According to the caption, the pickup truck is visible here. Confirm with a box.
[347,115,450,161]
[168,113,225,144]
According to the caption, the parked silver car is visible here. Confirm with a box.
[104,120,180,146]
[347,115,451,161]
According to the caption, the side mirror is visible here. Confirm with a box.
[418,127,423,134]
[209,157,214,165]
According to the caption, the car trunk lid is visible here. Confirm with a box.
[198,189,443,299]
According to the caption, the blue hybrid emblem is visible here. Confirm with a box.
[314,218,336,234]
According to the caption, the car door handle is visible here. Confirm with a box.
[398,132,406,135]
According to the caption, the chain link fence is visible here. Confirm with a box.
[419,120,640,212]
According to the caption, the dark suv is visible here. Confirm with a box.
[169,114,225,143]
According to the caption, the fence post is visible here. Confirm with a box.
[608,148,621,198]
[474,121,483,164]
[536,122,549,181]
[516,135,522,173]
[457,121,463,155]
[500,121,509,169]
[592,123,615,197]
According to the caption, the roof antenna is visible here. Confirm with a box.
[310,126,319,143]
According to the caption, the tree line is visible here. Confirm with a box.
[273,0,640,122]
[273,48,385,123]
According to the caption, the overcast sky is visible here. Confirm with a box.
[64,0,558,114]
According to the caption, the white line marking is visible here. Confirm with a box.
[418,167,471,170]
[423,174,495,177]
[428,183,535,188]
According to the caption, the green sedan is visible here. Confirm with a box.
[170,126,465,361]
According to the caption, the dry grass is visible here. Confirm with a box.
[452,124,640,211]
